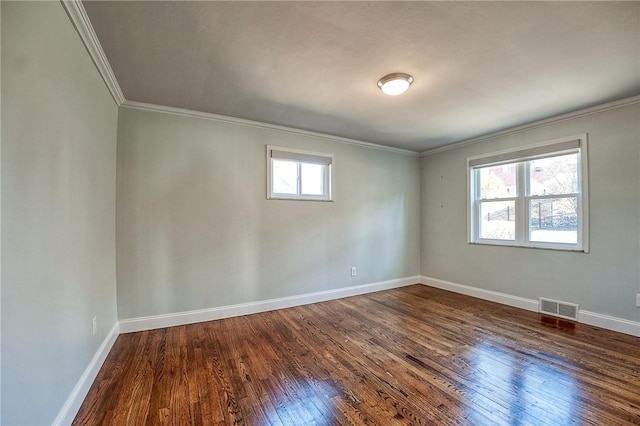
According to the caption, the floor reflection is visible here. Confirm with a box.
[466,342,579,425]
[261,377,340,426]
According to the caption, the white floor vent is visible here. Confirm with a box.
[539,298,579,321]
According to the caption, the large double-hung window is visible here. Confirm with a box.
[468,134,589,251]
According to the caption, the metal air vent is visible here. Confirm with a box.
[539,297,579,321]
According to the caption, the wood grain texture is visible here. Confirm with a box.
[73,285,640,425]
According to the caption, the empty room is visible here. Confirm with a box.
[2,1,640,425]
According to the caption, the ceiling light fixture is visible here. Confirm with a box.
[377,73,414,96]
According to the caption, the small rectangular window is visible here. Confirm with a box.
[267,145,333,201]
[468,135,588,251]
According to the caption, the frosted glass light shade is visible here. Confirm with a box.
[377,73,414,96]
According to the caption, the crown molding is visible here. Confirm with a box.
[61,0,637,157]
[420,95,640,157]
[61,0,125,106]
[59,0,415,156]
[121,100,420,157]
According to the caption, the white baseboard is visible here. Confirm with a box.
[420,276,539,312]
[420,275,640,337]
[579,310,640,337]
[48,276,638,426]
[119,276,421,333]
[53,322,120,426]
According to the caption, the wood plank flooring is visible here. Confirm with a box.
[73,285,640,425]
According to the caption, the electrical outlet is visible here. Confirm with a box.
[636,294,640,308]
[92,316,97,336]
[350,267,357,277]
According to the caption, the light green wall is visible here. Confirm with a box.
[1,2,118,424]
[116,107,421,319]
[1,2,638,424]
[421,104,640,322]
[0,3,3,422]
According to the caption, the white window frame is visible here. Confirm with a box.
[467,134,589,252]
[266,145,334,201]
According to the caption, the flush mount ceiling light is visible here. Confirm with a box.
[377,72,414,96]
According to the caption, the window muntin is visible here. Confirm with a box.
[267,146,333,201]
[468,135,588,251]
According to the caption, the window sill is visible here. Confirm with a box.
[267,196,334,202]
[469,241,587,253]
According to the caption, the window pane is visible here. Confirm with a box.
[529,197,577,244]
[528,153,578,196]
[301,163,324,195]
[479,200,516,240]
[479,164,517,199]
[272,159,297,194]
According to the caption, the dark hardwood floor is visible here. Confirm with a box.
[73,285,640,425]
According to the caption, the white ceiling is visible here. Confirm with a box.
[83,1,640,152]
